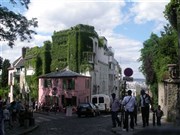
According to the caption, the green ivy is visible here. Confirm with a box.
[24,24,107,100]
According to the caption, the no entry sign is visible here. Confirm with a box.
[124,68,133,77]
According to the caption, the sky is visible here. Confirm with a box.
[0,0,170,79]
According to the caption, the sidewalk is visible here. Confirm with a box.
[5,112,40,135]
[5,123,39,135]
[111,112,177,135]
[5,111,73,135]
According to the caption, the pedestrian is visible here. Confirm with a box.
[155,105,163,126]
[0,102,4,135]
[110,93,121,128]
[35,101,38,111]
[122,90,136,132]
[3,105,11,131]
[139,89,151,127]
[133,99,138,126]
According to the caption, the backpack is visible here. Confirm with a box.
[142,94,151,107]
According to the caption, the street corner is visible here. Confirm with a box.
[18,124,39,135]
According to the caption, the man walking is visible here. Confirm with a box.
[110,93,121,128]
[122,90,136,132]
[139,89,151,127]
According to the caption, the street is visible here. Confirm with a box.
[28,112,116,135]
[27,112,179,135]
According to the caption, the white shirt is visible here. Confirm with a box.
[122,95,136,112]
[140,94,151,107]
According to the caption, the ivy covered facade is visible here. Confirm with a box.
[9,24,122,108]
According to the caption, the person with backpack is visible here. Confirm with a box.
[122,90,136,132]
[139,89,152,127]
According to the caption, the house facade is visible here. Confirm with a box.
[8,47,29,103]
[8,24,122,106]
[51,24,122,99]
[38,69,91,109]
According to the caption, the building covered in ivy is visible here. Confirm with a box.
[8,24,122,108]
[51,24,122,99]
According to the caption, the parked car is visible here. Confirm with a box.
[77,103,100,117]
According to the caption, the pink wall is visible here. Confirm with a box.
[38,76,91,108]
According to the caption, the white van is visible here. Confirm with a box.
[91,94,111,113]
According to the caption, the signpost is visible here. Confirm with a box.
[122,67,134,97]
[120,67,134,128]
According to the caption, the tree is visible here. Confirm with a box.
[0,56,2,69]
[43,41,52,74]
[0,0,38,47]
[1,59,11,88]
[139,25,178,106]
[164,0,180,31]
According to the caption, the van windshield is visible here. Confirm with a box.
[92,97,97,104]
[99,97,104,103]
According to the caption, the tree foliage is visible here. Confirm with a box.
[1,59,11,88]
[0,56,2,69]
[0,0,38,47]
[164,0,180,31]
[139,25,178,106]
[43,41,52,74]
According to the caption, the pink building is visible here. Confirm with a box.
[38,69,91,110]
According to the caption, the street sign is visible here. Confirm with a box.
[124,68,133,77]
[123,76,133,82]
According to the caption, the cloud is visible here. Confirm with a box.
[0,0,170,79]
[107,34,143,78]
[25,0,126,34]
[130,0,167,24]
[0,34,51,63]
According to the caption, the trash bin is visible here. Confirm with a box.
[66,106,72,116]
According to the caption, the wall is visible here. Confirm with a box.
[38,76,91,108]
[159,81,178,122]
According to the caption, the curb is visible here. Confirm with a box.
[18,125,39,135]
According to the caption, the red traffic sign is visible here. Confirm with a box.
[124,68,133,77]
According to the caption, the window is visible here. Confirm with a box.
[62,79,67,89]
[67,79,75,90]
[63,79,75,90]
[83,52,93,63]
[53,79,58,87]
[44,79,52,88]
[99,97,104,103]
[92,97,97,104]
[85,79,90,89]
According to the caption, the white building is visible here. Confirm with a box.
[82,36,122,98]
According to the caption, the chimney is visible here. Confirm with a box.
[22,47,28,58]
